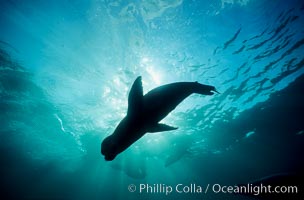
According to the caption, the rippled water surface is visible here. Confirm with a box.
[1,0,304,199]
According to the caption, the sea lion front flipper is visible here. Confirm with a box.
[127,76,143,117]
[147,123,178,133]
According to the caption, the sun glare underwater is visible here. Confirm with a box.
[1,0,304,199]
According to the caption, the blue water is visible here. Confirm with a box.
[1,0,304,199]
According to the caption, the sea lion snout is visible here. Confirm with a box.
[101,136,117,161]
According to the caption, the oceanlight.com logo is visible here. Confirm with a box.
[127,183,299,196]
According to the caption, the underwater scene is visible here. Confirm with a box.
[1,0,304,199]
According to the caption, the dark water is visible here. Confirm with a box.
[0,0,304,199]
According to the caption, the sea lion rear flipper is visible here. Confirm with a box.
[148,123,178,133]
[194,83,219,95]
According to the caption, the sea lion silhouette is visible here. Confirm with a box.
[101,76,218,161]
